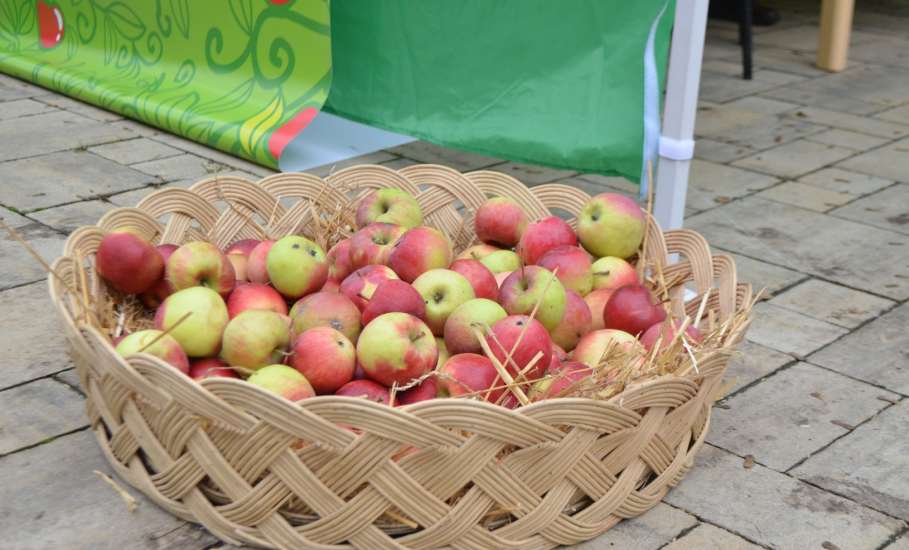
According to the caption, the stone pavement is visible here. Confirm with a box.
[1,2,908,549]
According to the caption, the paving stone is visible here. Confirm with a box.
[695,103,826,154]
[838,137,909,182]
[686,160,779,211]
[304,150,398,177]
[725,340,794,395]
[490,162,577,185]
[770,278,895,328]
[756,181,854,212]
[786,106,909,139]
[699,68,805,103]
[831,183,909,235]
[733,47,829,78]
[746,303,848,355]
[688,197,909,300]
[806,128,889,151]
[132,153,231,182]
[88,137,182,165]
[664,445,903,550]
[0,74,51,102]
[662,523,762,550]
[0,99,56,120]
[733,140,855,179]
[0,206,31,227]
[874,103,909,125]
[710,362,896,471]
[0,430,218,550]
[53,369,84,396]
[810,302,909,395]
[0,150,155,211]
[30,200,110,234]
[168,169,264,190]
[386,141,504,171]
[570,503,696,550]
[797,167,893,196]
[147,132,277,177]
[0,222,67,290]
[105,186,158,207]
[573,174,639,194]
[849,35,909,69]
[36,95,122,122]
[694,138,751,163]
[762,85,884,116]
[724,96,800,115]
[379,156,420,170]
[884,534,909,550]
[0,282,71,389]
[718,250,807,295]
[777,65,909,111]
[0,111,137,163]
[547,177,638,204]
[0,379,86,455]
[792,400,909,519]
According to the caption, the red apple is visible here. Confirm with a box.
[266,235,328,299]
[449,259,498,300]
[247,240,274,284]
[247,364,315,402]
[498,266,566,331]
[532,361,589,400]
[321,280,340,293]
[640,319,704,352]
[220,310,291,371]
[225,238,260,281]
[537,246,593,296]
[289,327,355,394]
[361,279,426,325]
[140,243,179,308]
[189,358,239,380]
[456,244,500,261]
[591,256,638,291]
[486,315,552,380]
[443,298,507,355]
[226,283,288,319]
[474,196,529,247]
[335,379,390,405]
[517,216,577,265]
[167,241,236,297]
[348,222,405,269]
[552,344,569,366]
[572,329,641,368]
[355,188,423,229]
[577,193,646,259]
[96,231,164,294]
[603,284,667,336]
[340,265,399,311]
[550,290,593,351]
[439,353,504,402]
[290,291,361,343]
[396,375,440,405]
[584,288,615,331]
[495,272,511,288]
[387,226,453,283]
[115,329,189,374]
[356,312,438,386]
[326,238,354,283]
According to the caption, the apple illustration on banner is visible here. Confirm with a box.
[37,1,64,49]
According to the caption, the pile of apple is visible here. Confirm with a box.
[97,187,701,407]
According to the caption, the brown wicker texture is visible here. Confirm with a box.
[48,164,751,549]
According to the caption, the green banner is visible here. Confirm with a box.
[0,0,331,168]
[326,1,673,183]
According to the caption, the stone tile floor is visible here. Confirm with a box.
[1,1,908,548]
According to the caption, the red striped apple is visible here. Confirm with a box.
[443,298,507,355]
[96,231,164,294]
[475,196,528,247]
[115,329,189,374]
[356,188,423,229]
[226,283,288,318]
[349,222,405,269]
[340,264,399,311]
[456,243,500,261]
[550,290,593,351]
[591,256,638,291]
[335,379,390,404]
[266,235,327,299]
[532,361,588,400]
[289,327,355,394]
[387,226,453,283]
[412,269,476,335]
[449,259,498,300]
[189,358,238,380]
[220,310,291,371]
[578,193,645,259]
[361,279,426,325]
[584,288,615,331]
[326,238,354,283]
[486,315,552,380]
[537,245,593,296]
[498,266,566,332]
[225,238,260,281]
[247,364,314,402]
[603,284,666,336]
[439,353,504,402]
[396,374,441,405]
[356,312,438,386]
[290,291,361,342]
[167,241,235,297]
[140,243,178,308]
[517,216,577,265]
[247,240,274,284]
[155,286,229,357]
[572,329,641,367]
[640,319,703,352]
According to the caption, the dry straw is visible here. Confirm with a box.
[47,165,752,549]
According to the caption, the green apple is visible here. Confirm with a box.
[266,235,328,299]
[115,329,189,374]
[577,193,646,259]
[412,269,476,335]
[497,266,566,332]
[154,286,229,357]
[479,249,521,274]
[356,312,438,386]
[355,188,424,229]
[443,298,507,355]
[221,310,291,371]
[247,364,315,401]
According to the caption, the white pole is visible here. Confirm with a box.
[654,0,710,229]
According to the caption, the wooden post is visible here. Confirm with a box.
[817,0,855,72]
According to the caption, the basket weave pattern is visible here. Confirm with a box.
[49,165,751,549]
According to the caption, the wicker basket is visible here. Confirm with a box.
[48,164,751,549]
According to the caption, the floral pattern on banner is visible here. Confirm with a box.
[0,0,331,167]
